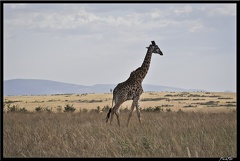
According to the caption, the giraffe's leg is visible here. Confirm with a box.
[135,101,142,124]
[115,109,120,127]
[110,102,123,126]
[127,99,137,127]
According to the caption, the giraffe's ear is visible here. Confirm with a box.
[146,47,149,49]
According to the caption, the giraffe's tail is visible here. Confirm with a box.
[106,94,115,123]
[105,108,112,123]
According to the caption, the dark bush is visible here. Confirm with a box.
[64,104,76,112]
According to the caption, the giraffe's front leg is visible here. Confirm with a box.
[136,101,142,124]
[127,99,137,127]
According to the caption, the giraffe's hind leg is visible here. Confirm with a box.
[110,102,123,126]
[115,110,120,127]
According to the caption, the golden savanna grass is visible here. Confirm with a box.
[3,91,236,112]
[3,92,237,157]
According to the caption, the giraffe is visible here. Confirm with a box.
[106,41,163,127]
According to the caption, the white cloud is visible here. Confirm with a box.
[4,6,140,31]
[4,3,210,43]
[150,9,162,19]
[188,20,204,32]
[200,4,236,17]
[174,5,192,15]
[8,4,27,9]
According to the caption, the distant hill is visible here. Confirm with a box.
[4,79,205,96]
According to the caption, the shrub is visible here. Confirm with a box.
[183,104,197,108]
[142,106,154,112]
[64,104,76,112]
[89,99,102,103]
[35,106,52,113]
[218,97,233,99]
[44,107,53,113]
[6,104,28,113]
[140,98,165,101]
[153,106,162,112]
[18,107,28,113]
[35,106,43,112]
[142,106,163,112]
[97,106,101,112]
[200,101,219,106]
[166,108,171,112]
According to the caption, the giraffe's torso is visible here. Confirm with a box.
[113,68,144,103]
[113,82,143,103]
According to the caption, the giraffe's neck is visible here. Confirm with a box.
[138,47,152,80]
[125,46,153,84]
[141,47,152,72]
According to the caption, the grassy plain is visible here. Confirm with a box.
[3,91,237,113]
[3,92,237,157]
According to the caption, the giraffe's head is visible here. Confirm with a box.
[146,41,163,56]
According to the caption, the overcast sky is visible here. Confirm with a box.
[4,3,236,92]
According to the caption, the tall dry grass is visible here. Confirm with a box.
[3,110,236,157]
